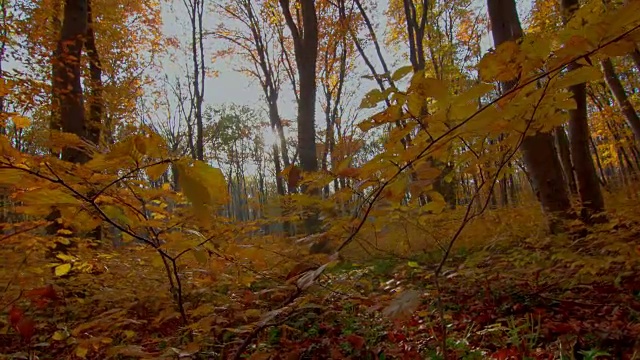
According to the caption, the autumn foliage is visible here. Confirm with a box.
[1,0,640,359]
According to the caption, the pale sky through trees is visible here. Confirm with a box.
[158,0,533,142]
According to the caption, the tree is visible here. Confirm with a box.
[487,0,573,233]
[278,0,319,175]
[560,0,605,220]
[213,0,293,194]
[51,0,90,163]
[601,58,640,145]
[191,0,206,161]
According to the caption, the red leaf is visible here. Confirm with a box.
[346,334,365,350]
[8,306,23,327]
[491,348,518,360]
[26,285,58,301]
[15,317,35,340]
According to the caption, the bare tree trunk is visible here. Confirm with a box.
[601,58,640,144]
[488,0,573,233]
[47,0,89,249]
[184,0,205,160]
[278,0,318,175]
[589,135,607,186]
[53,0,89,163]
[85,0,102,147]
[554,127,577,194]
[561,0,605,221]
[279,0,320,234]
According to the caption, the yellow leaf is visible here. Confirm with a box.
[193,248,208,264]
[54,263,72,277]
[359,88,386,109]
[56,253,75,262]
[145,162,169,181]
[0,168,24,185]
[75,344,89,358]
[244,309,262,319]
[409,73,449,101]
[18,188,79,205]
[52,330,68,341]
[11,115,31,130]
[177,160,229,218]
[134,136,147,155]
[555,66,602,89]
[599,40,635,58]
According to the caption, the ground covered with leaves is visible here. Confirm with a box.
[2,197,640,360]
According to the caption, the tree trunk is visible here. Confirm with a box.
[589,135,607,186]
[561,0,605,221]
[630,47,640,73]
[601,58,640,144]
[278,0,318,175]
[279,0,320,234]
[488,0,573,233]
[186,0,205,161]
[53,0,89,163]
[47,0,91,254]
[554,127,577,194]
[85,0,102,147]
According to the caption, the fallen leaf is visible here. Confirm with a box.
[54,263,72,277]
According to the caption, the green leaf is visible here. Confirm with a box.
[391,65,413,81]
[407,261,419,268]
[54,263,72,277]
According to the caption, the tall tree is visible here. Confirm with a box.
[52,0,91,163]
[182,0,206,160]
[278,0,319,175]
[560,0,605,220]
[85,0,102,147]
[487,0,573,233]
[601,58,640,145]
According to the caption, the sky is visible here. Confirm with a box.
[157,0,534,140]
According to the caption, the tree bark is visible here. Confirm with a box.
[278,0,319,175]
[554,127,577,194]
[52,0,89,164]
[278,0,320,234]
[561,0,605,220]
[184,0,205,160]
[85,0,102,146]
[630,47,640,73]
[487,0,573,233]
[601,58,640,145]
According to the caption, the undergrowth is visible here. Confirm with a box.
[1,195,640,359]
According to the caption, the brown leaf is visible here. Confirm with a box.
[287,165,301,188]
[346,334,366,349]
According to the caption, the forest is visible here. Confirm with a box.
[1,0,640,358]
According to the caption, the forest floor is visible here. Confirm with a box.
[2,196,640,359]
